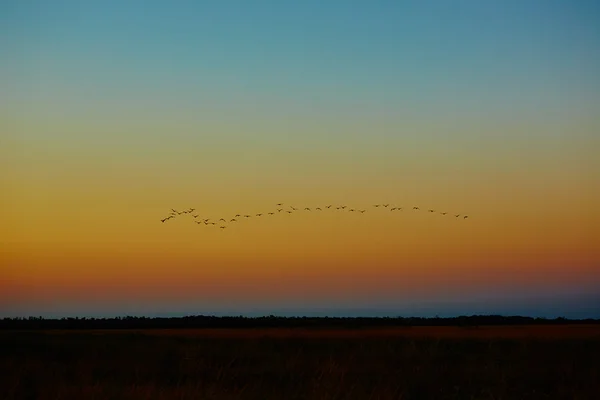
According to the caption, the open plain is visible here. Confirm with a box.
[19,323,600,339]
[2,325,599,399]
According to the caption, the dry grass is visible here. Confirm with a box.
[32,324,600,339]
[1,326,599,399]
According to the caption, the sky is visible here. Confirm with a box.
[1,0,599,318]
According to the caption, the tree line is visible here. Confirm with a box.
[1,315,598,330]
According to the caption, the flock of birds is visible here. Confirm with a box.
[159,203,469,230]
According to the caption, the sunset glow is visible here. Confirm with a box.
[2,1,599,318]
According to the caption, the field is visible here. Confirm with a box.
[2,325,599,400]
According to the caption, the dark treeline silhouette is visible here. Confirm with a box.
[1,315,598,330]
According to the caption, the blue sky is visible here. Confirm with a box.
[3,0,599,117]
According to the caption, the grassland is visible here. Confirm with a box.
[2,326,599,400]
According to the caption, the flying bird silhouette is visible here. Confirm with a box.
[162,199,469,235]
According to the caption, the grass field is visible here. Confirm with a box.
[2,326,599,399]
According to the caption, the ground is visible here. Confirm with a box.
[2,325,599,399]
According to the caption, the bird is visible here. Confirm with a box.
[349,209,355,212]
[341,206,347,209]
[277,208,283,212]
[219,218,226,222]
[171,209,177,213]
[235,214,241,217]
[440,212,447,215]
[383,204,389,207]
[230,218,237,222]
[455,214,460,218]
[374,204,381,207]
[195,221,202,224]
[189,208,195,212]
[326,205,333,208]
[193,214,199,218]
[244,215,251,218]
[359,210,366,213]
[210,222,216,225]
[203,218,210,223]
[268,212,275,215]
[290,206,297,211]
[276,203,283,206]
[256,213,262,217]
[161,218,168,223]
[286,211,292,214]
[413,207,420,210]
[316,207,322,211]
[428,209,435,213]
[219,226,226,229]
[463,215,469,219]
[304,208,311,211]
[390,207,397,211]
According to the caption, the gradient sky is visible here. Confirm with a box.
[2,0,599,318]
